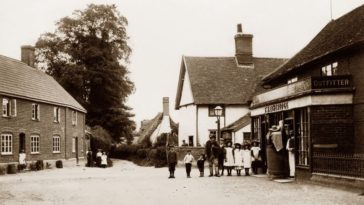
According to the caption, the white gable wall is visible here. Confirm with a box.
[180,70,194,106]
[177,105,196,146]
[232,123,251,145]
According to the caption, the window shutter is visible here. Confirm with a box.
[32,104,35,120]
[11,99,16,117]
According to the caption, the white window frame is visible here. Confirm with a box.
[2,98,9,117]
[1,133,13,155]
[321,62,338,76]
[72,111,77,126]
[30,135,40,154]
[52,135,61,153]
[287,77,298,84]
[53,107,60,123]
[32,103,40,121]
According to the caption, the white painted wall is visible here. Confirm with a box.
[197,105,250,146]
[232,124,251,145]
[177,105,196,146]
[180,70,194,106]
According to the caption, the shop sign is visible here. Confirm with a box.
[264,101,288,113]
[312,76,351,89]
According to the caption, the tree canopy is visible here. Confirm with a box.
[35,4,135,143]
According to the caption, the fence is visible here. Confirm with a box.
[312,152,364,178]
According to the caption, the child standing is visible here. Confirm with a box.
[101,152,108,168]
[167,146,178,179]
[242,144,252,176]
[224,141,234,176]
[233,143,243,176]
[197,154,206,177]
[251,141,261,174]
[183,150,195,178]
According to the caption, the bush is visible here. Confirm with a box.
[56,160,63,168]
[90,125,113,156]
[0,165,6,175]
[30,162,37,171]
[36,160,44,170]
[7,164,17,174]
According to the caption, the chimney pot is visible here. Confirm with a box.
[21,45,35,68]
[237,24,242,33]
[163,97,169,116]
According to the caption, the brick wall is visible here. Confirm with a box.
[310,105,354,153]
[0,95,86,164]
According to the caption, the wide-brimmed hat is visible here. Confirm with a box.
[234,143,241,147]
[209,135,216,139]
[252,140,260,145]
[269,125,280,132]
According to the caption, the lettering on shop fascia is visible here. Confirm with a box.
[264,101,289,113]
[312,76,351,89]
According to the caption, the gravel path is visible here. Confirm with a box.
[0,159,363,205]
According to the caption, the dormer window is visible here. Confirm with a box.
[321,62,338,76]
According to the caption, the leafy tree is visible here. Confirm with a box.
[35,4,135,143]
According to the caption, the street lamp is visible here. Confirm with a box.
[214,106,223,142]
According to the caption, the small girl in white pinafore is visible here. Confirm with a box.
[242,144,252,176]
[233,143,243,176]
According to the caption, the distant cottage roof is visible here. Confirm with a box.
[175,56,287,108]
[0,55,86,112]
[263,4,364,83]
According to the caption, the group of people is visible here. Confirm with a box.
[86,149,108,168]
[167,134,263,178]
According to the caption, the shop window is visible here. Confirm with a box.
[30,135,40,154]
[296,108,310,166]
[243,132,251,140]
[321,62,338,76]
[208,105,225,117]
[253,117,261,141]
[53,135,61,153]
[1,133,13,155]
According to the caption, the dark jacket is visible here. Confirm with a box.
[205,140,220,159]
[167,150,177,164]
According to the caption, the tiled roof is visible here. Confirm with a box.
[175,56,286,108]
[222,113,251,132]
[0,55,86,112]
[263,4,364,83]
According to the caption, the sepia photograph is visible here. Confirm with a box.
[1,0,364,204]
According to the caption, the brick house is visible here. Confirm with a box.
[250,5,364,181]
[175,24,286,146]
[0,46,87,165]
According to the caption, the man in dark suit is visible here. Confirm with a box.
[205,134,220,177]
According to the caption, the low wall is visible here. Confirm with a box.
[176,147,205,164]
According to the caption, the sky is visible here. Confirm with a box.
[0,0,363,129]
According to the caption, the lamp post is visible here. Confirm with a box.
[214,106,223,143]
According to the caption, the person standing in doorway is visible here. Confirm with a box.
[167,146,178,178]
[205,134,220,177]
[183,150,195,178]
[19,149,26,171]
[286,131,295,178]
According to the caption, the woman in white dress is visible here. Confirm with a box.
[224,141,234,176]
[233,143,243,176]
[242,144,252,176]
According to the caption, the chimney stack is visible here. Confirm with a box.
[163,97,169,116]
[21,45,35,68]
[234,24,253,66]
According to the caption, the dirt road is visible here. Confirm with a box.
[0,160,363,205]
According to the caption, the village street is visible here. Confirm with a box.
[0,159,363,205]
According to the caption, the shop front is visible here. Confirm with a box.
[250,75,354,179]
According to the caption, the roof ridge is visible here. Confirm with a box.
[253,57,289,60]
[0,54,28,66]
[184,56,235,59]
